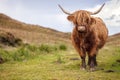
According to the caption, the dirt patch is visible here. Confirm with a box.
[116,59,120,63]
[105,70,115,73]
[0,57,3,64]
[70,58,80,61]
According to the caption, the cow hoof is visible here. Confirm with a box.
[89,67,96,72]
[80,67,86,70]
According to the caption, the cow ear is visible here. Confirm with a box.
[67,15,74,21]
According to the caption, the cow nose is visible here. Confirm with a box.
[78,26,86,32]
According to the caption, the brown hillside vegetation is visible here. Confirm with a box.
[107,33,120,46]
[0,30,22,47]
[0,13,70,45]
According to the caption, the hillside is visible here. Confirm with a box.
[1,13,120,46]
[0,13,70,45]
[107,33,120,46]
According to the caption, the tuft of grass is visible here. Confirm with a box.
[38,44,53,53]
[59,44,67,51]
[25,44,38,52]
[0,48,12,62]
[11,47,30,61]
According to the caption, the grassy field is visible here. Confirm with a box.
[0,43,120,80]
[0,13,120,80]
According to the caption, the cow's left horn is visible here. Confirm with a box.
[58,4,71,15]
[90,3,105,15]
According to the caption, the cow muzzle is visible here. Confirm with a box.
[77,26,86,33]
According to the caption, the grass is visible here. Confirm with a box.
[0,44,120,80]
[0,44,67,62]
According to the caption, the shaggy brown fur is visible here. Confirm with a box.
[70,11,108,71]
[59,4,108,71]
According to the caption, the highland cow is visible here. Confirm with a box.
[59,3,108,71]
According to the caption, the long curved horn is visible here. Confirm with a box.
[90,3,105,15]
[58,4,71,15]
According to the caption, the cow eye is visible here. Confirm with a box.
[86,19,90,24]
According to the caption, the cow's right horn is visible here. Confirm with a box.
[58,4,71,15]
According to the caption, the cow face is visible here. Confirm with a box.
[67,10,91,33]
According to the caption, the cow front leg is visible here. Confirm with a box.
[81,56,86,70]
[88,55,97,71]
[79,47,86,70]
[88,55,97,67]
[88,45,98,71]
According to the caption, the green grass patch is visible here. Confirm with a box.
[0,44,67,62]
[59,44,67,51]
[0,44,120,80]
